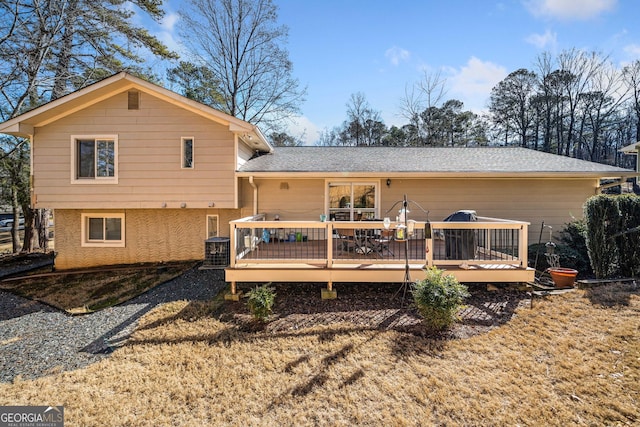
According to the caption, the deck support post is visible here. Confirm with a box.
[321,280,337,299]
[224,280,242,301]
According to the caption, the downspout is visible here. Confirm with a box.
[248,176,258,216]
[29,134,35,207]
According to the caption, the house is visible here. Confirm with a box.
[0,72,637,296]
[236,145,637,244]
[0,72,272,269]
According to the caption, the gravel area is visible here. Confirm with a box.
[0,266,226,383]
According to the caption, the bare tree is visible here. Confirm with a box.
[577,62,629,162]
[398,70,447,145]
[178,0,306,131]
[0,0,176,253]
[555,49,607,156]
[622,60,640,141]
[489,69,538,148]
[344,92,384,146]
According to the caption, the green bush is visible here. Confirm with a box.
[246,283,276,321]
[583,195,640,279]
[528,219,592,277]
[584,195,620,279]
[616,195,640,277]
[528,243,589,276]
[412,267,470,330]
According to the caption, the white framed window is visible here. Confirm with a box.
[182,137,194,169]
[206,214,219,238]
[71,135,118,184]
[327,181,378,221]
[81,212,125,247]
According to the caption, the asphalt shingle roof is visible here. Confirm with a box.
[239,146,634,175]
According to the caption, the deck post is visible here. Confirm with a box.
[224,280,242,301]
[321,281,337,299]
[224,222,241,300]
[326,221,333,268]
[519,223,528,268]
[322,221,337,299]
[426,237,434,267]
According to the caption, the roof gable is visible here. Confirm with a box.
[0,72,272,152]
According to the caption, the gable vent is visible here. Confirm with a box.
[128,91,139,110]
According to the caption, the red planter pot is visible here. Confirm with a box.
[548,267,578,288]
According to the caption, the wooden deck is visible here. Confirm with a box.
[223,217,535,297]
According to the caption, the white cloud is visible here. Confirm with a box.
[525,29,558,49]
[623,44,640,60]
[286,115,320,146]
[157,12,182,52]
[447,57,508,113]
[161,12,179,32]
[385,46,410,66]
[524,0,616,20]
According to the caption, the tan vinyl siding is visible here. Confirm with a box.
[32,91,236,209]
[240,178,325,220]
[383,178,597,244]
[54,208,240,269]
[240,177,597,243]
[382,178,596,243]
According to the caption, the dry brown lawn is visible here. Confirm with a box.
[1,282,639,426]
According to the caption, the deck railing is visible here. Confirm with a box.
[229,216,529,269]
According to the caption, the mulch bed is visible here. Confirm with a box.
[0,252,54,280]
[221,282,532,339]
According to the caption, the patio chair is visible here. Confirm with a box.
[337,228,356,253]
[372,229,394,257]
[337,228,371,255]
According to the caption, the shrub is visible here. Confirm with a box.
[528,243,588,276]
[584,195,620,279]
[412,267,470,330]
[616,195,640,278]
[528,219,592,277]
[583,194,640,279]
[246,283,276,321]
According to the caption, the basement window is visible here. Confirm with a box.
[206,215,219,238]
[81,213,125,247]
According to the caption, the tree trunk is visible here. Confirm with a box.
[20,207,36,253]
[35,208,49,251]
[51,0,77,100]
[10,186,20,253]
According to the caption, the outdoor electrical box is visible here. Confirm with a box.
[204,237,230,268]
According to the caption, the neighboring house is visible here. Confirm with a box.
[0,72,636,277]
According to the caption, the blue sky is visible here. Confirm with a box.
[150,0,640,143]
